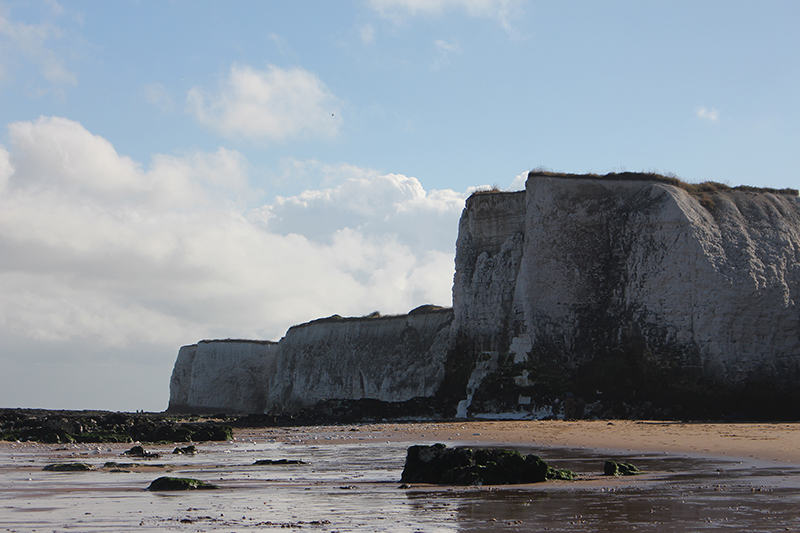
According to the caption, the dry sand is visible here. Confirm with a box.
[236,419,800,464]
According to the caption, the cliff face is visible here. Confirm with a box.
[452,191,526,346]
[168,307,453,414]
[266,308,453,411]
[454,175,800,418]
[168,340,279,413]
[169,173,800,419]
[448,191,528,416]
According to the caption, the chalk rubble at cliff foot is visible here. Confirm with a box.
[169,172,800,421]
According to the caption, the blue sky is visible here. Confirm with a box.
[1,0,798,411]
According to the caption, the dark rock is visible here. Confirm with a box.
[401,444,575,485]
[123,445,159,458]
[0,409,233,444]
[42,462,92,471]
[103,462,136,468]
[146,476,218,491]
[233,397,441,427]
[604,460,641,476]
[185,423,233,442]
[253,459,306,465]
[43,416,82,434]
[548,467,577,481]
[173,445,197,455]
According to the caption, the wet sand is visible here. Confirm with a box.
[258,419,800,464]
[3,420,800,532]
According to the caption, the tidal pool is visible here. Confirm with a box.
[2,433,799,532]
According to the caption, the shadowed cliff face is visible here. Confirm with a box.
[455,177,800,419]
[170,173,800,420]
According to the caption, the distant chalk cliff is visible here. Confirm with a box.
[169,172,800,419]
[169,306,453,414]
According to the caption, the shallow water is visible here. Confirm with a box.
[2,435,800,532]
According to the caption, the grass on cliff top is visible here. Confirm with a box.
[296,304,452,327]
[524,170,799,197]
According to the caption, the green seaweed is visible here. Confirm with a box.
[604,460,641,476]
[401,444,575,485]
[43,463,92,471]
[146,476,218,491]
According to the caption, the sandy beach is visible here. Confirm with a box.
[4,419,800,532]
[245,419,800,464]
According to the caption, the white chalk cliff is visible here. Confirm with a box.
[169,340,279,413]
[170,172,800,418]
[169,306,453,414]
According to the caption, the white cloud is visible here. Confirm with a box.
[5,116,250,208]
[0,4,76,88]
[188,64,343,141]
[275,158,382,189]
[697,106,720,122]
[258,170,467,252]
[369,0,522,31]
[507,171,528,191]
[0,117,468,408]
[0,144,11,190]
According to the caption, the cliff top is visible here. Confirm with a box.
[290,305,453,330]
[525,170,799,197]
[196,338,279,346]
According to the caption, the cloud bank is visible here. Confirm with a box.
[0,117,468,409]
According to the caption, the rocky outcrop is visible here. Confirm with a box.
[169,172,800,420]
[147,477,218,491]
[400,443,575,485]
[0,409,234,443]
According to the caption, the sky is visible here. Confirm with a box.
[1,0,798,412]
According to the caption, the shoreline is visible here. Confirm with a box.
[3,412,800,466]
[233,419,800,465]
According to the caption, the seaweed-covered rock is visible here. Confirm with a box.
[0,409,234,444]
[172,445,197,455]
[43,462,92,471]
[103,462,137,469]
[253,459,306,465]
[123,445,159,458]
[548,467,577,481]
[604,460,641,476]
[401,444,574,485]
[146,476,218,491]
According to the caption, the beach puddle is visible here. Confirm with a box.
[2,434,799,532]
